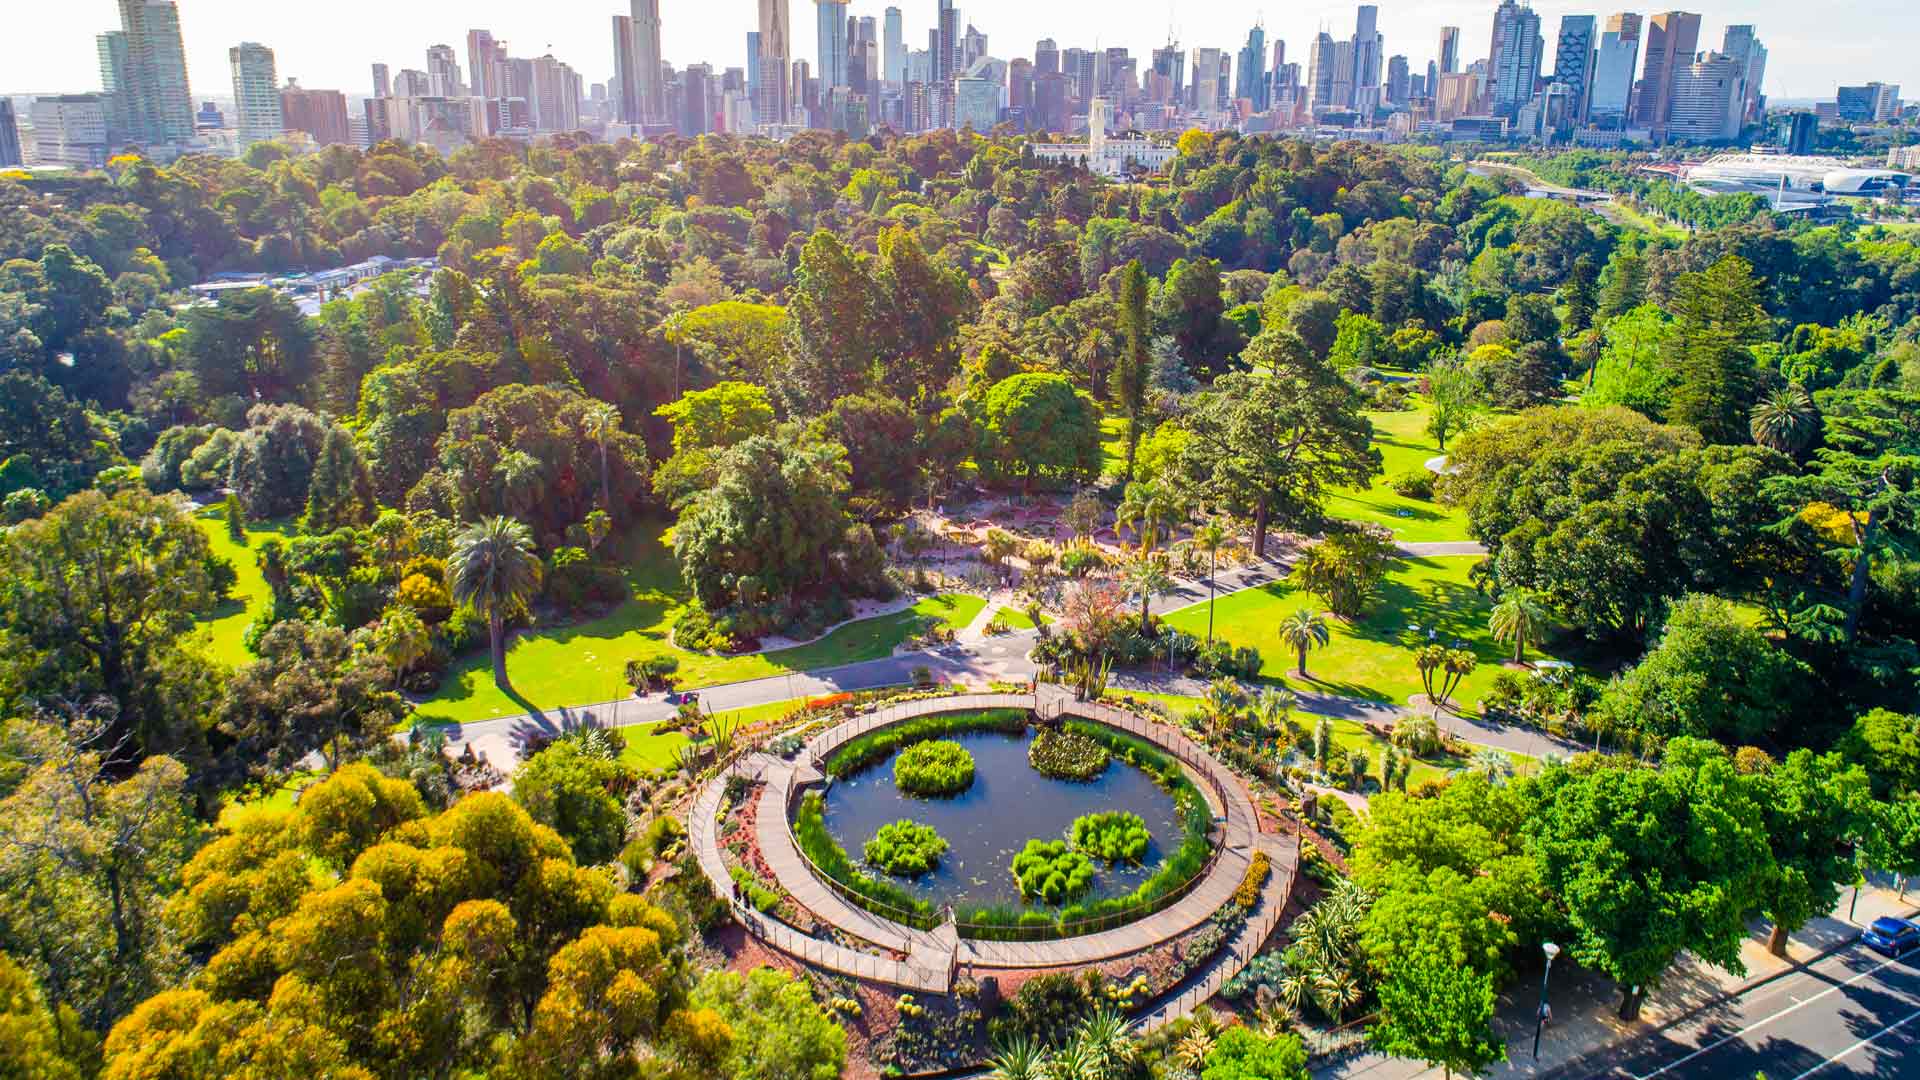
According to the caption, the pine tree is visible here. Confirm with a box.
[223,492,247,544]
[301,425,374,531]
[1114,260,1151,481]
[1667,256,1769,445]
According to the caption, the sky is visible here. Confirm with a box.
[4,0,1915,103]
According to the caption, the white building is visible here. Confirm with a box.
[1026,98,1176,176]
[228,42,283,148]
[29,95,109,167]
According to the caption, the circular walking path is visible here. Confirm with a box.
[690,688,1296,1017]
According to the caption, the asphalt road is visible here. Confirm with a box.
[1564,948,1920,1080]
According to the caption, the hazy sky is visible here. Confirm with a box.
[5,0,1914,102]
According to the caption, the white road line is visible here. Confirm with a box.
[1788,1006,1920,1080]
[1634,955,1907,1079]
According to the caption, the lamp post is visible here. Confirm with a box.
[1533,941,1561,1059]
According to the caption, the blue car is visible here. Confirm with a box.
[1862,917,1920,957]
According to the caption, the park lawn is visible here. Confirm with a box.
[616,698,805,772]
[190,509,295,669]
[218,769,321,827]
[1162,554,1571,713]
[414,522,987,725]
[1322,404,1473,544]
[1099,413,1130,479]
[1102,691,1530,792]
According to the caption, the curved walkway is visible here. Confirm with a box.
[692,690,1295,999]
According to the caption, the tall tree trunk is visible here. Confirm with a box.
[1618,986,1644,1021]
[1846,506,1882,644]
[1123,413,1141,482]
[1253,497,1271,559]
[489,613,509,689]
[1207,550,1217,645]
[1514,632,1526,664]
[598,441,612,518]
[1297,647,1308,678]
[1767,922,1789,956]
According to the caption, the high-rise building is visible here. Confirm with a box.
[1035,39,1059,76]
[1352,5,1383,112]
[1668,51,1743,142]
[936,0,960,86]
[1837,83,1902,123]
[96,31,131,144]
[1190,47,1226,117]
[816,0,849,88]
[1150,44,1184,103]
[884,8,906,86]
[1439,26,1460,74]
[1634,11,1701,136]
[1488,0,1544,119]
[1236,24,1268,111]
[229,43,283,148]
[371,64,391,99]
[1436,71,1486,119]
[280,81,350,145]
[612,16,641,123]
[395,69,432,98]
[530,55,582,131]
[466,31,503,98]
[1551,15,1596,123]
[110,1,194,147]
[1386,55,1410,106]
[1775,111,1815,153]
[426,44,462,97]
[954,75,997,130]
[962,24,988,71]
[756,0,792,125]
[631,0,666,122]
[1330,39,1357,111]
[1307,33,1338,113]
[1720,25,1766,125]
[1589,13,1640,128]
[32,95,110,166]
[0,100,22,168]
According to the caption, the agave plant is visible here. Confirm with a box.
[987,1035,1046,1080]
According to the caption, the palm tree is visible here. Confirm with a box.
[373,604,432,687]
[493,450,544,519]
[1120,551,1176,628]
[1488,588,1549,664]
[1278,609,1331,678]
[1195,518,1227,645]
[1749,383,1819,455]
[1199,677,1250,744]
[1114,480,1184,554]
[449,516,542,691]
[582,400,622,518]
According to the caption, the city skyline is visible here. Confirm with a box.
[5,0,1915,102]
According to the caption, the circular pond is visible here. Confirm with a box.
[819,728,1187,910]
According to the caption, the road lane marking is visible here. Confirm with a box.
[1633,955,1910,1079]
[1788,1005,1920,1079]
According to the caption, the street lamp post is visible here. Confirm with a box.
[1533,941,1561,1059]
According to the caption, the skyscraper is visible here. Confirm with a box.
[96,30,131,144]
[1487,0,1543,119]
[817,0,849,89]
[884,8,906,86]
[631,0,666,122]
[1035,39,1059,76]
[466,31,501,98]
[1589,13,1640,127]
[111,0,194,147]
[228,43,282,148]
[1439,26,1460,75]
[426,45,462,97]
[1720,24,1766,125]
[0,100,21,168]
[280,82,350,145]
[1667,52,1743,142]
[1634,11,1701,137]
[371,63,391,100]
[756,0,792,125]
[1236,24,1268,111]
[1307,33,1338,113]
[1386,55,1410,106]
[1552,15,1596,123]
[1352,5,1383,112]
[612,16,641,123]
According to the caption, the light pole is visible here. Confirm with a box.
[1533,941,1561,1059]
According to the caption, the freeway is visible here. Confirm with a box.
[1565,947,1920,1080]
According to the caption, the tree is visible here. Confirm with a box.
[1195,519,1227,644]
[0,953,92,1080]
[784,231,880,412]
[1666,256,1770,445]
[1754,749,1872,955]
[1155,258,1241,379]
[1596,249,1648,322]
[581,400,622,519]
[1526,740,1775,1020]
[0,488,219,765]
[1560,253,1599,336]
[1120,552,1176,628]
[1489,589,1548,664]
[979,373,1101,495]
[1370,949,1505,1080]
[871,225,973,404]
[300,424,374,532]
[513,740,631,866]
[1115,260,1151,480]
[1177,357,1380,558]
[1840,709,1920,799]
[0,715,197,1034]
[448,516,541,690]
[1114,479,1185,554]
[689,967,846,1080]
[371,604,431,685]
[1424,356,1484,453]
[1288,524,1397,618]
[1199,1025,1309,1080]
[1595,594,1810,745]
[222,492,246,543]
[652,381,778,507]
[217,620,403,780]
[1749,384,1819,456]
[1412,645,1478,713]
[1278,609,1331,678]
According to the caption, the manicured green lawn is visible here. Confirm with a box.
[1099,414,1130,480]
[414,523,986,725]
[1162,554,1570,712]
[190,509,294,669]
[616,698,804,772]
[1322,404,1473,543]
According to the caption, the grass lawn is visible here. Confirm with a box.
[217,769,320,827]
[1322,403,1473,544]
[1105,690,1533,792]
[190,509,294,669]
[616,698,804,772]
[1162,554,1571,713]
[414,522,986,725]
[1099,414,1130,480]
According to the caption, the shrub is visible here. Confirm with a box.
[1070,811,1150,865]
[727,865,781,913]
[1058,545,1108,578]
[824,709,1027,778]
[1012,839,1095,904]
[1392,712,1443,757]
[1388,469,1436,499]
[793,792,937,926]
[863,819,949,876]
[893,739,975,797]
[988,972,1095,1047]
[1028,727,1110,780]
[1234,850,1271,909]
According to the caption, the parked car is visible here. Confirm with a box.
[1862,917,1920,957]
[665,691,699,706]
